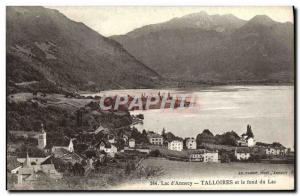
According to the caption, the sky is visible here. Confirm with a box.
[48,6,294,36]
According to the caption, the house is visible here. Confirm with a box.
[94,125,109,135]
[108,134,115,144]
[237,125,256,147]
[256,142,288,156]
[51,138,74,153]
[52,148,83,165]
[147,132,163,145]
[129,138,135,148]
[168,139,183,151]
[97,141,118,157]
[265,147,288,156]
[13,153,62,185]
[189,149,219,162]
[237,134,256,147]
[204,150,219,162]
[235,147,251,160]
[185,137,197,149]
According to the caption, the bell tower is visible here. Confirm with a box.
[37,123,47,149]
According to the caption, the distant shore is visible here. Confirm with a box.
[79,83,294,95]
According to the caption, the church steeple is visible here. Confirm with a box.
[37,123,47,149]
[41,123,45,133]
[24,152,31,167]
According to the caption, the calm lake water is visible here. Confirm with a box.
[88,85,294,149]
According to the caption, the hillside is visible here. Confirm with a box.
[112,12,294,83]
[7,6,160,94]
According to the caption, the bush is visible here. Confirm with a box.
[149,149,161,157]
[220,153,230,163]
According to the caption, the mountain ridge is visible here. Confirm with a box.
[112,11,294,83]
[7,6,160,94]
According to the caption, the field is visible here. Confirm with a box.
[111,157,295,190]
[141,157,294,178]
[8,93,93,111]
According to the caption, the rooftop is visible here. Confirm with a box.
[147,132,163,138]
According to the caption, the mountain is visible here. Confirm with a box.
[112,12,294,83]
[7,6,160,94]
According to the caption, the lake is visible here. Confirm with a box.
[87,85,294,149]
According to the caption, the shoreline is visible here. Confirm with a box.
[79,84,294,96]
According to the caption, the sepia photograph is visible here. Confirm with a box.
[6,6,295,191]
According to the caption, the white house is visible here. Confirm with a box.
[235,147,251,160]
[204,151,219,162]
[108,134,115,144]
[237,134,256,147]
[129,138,135,148]
[98,141,118,157]
[168,140,183,151]
[185,138,197,149]
[147,132,163,145]
[265,147,287,156]
[189,150,218,162]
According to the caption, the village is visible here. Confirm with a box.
[7,117,295,189]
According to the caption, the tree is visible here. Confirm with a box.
[149,149,161,157]
[125,161,135,175]
[16,145,45,157]
[94,159,101,172]
[215,131,240,146]
[161,128,166,139]
[196,129,215,146]
[220,153,230,163]
[72,162,84,176]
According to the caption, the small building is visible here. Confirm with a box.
[189,150,218,162]
[168,139,183,151]
[51,138,74,153]
[185,137,197,149]
[147,132,163,145]
[97,141,118,157]
[13,153,62,185]
[108,134,115,144]
[256,143,288,157]
[129,138,135,148]
[265,147,287,156]
[237,134,256,147]
[235,147,250,160]
[52,148,83,165]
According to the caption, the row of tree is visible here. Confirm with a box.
[196,125,254,147]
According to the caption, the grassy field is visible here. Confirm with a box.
[112,157,295,190]
[141,157,294,179]
[8,93,93,111]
